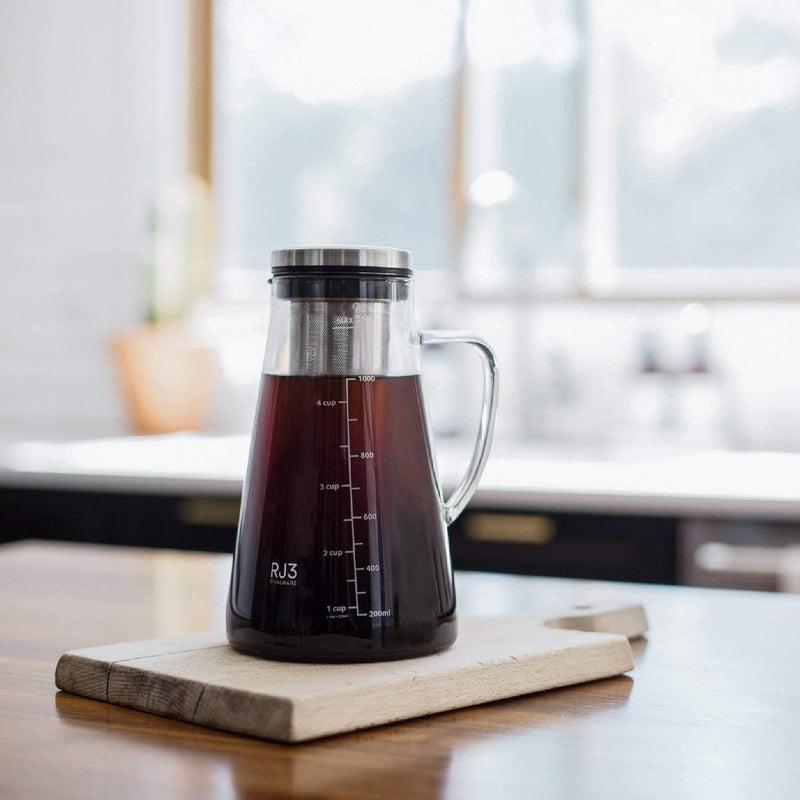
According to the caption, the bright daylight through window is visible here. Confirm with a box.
[215,0,800,295]
[607,0,800,273]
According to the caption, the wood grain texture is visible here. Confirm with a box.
[3,541,800,800]
[55,602,645,742]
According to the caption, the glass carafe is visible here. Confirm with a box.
[227,247,498,662]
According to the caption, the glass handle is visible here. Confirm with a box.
[420,330,499,525]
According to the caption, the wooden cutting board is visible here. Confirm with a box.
[55,600,647,743]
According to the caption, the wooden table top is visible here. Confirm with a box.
[2,541,799,799]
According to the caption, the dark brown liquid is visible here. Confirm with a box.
[227,374,456,662]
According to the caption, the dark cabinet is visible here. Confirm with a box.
[449,510,679,584]
[1,486,680,584]
[0,488,238,553]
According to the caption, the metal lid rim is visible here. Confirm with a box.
[271,246,413,271]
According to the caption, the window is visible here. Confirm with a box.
[213,0,800,298]
[458,0,582,295]
[584,1,800,296]
[214,0,460,273]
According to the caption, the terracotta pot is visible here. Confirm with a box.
[111,322,216,434]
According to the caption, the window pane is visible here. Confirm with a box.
[612,1,800,269]
[215,0,460,271]
[461,0,581,289]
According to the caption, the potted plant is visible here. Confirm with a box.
[112,177,216,434]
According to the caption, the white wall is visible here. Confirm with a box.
[0,0,183,436]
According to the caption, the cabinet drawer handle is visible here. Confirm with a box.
[177,498,241,527]
[464,513,555,545]
[695,542,787,577]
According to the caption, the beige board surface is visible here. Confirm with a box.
[55,601,647,743]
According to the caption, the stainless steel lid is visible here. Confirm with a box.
[271,246,412,277]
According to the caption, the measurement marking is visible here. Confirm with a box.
[356,567,365,571]
[341,484,350,487]
[351,515,362,519]
[347,579,356,583]
[338,400,346,404]
[357,591,367,595]
[345,549,354,554]
[340,444,349,448]
[348,605,358,609]
[344,378,361,616]
[350,454,359,459]
[348,418,357,422]
[354,542,364,546]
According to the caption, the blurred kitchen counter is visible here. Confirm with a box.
[2,434,799,589]
[0,433,799,519]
